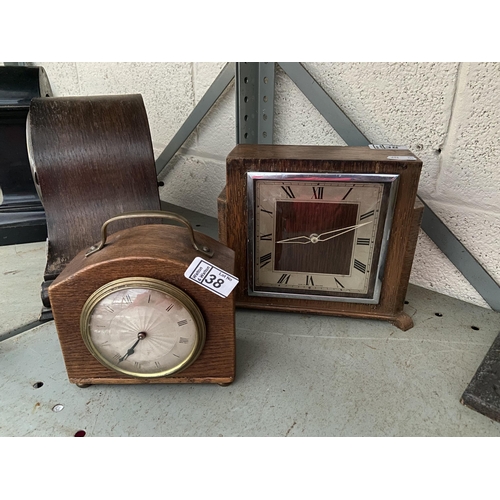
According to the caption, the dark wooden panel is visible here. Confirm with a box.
[275,201,357,274]
[28,94,161,279]
[27,94,161,317]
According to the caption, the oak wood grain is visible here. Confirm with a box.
[27,94,161,314]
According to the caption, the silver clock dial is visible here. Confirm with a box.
[247,173,399,304]
[81,278,205,378]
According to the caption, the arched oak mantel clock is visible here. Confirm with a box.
[49,212,236,386]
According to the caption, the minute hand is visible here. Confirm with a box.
[317,221,373,242]
[276,220,373,245]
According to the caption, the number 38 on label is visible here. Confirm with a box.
[184,257,239,298]
[204,274,225,289]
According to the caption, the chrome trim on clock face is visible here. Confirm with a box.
[246,172,400,304]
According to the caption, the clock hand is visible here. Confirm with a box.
[275,234,312,244]
[317,221,373,242]
[118,332,146,362]
[276,221,373,245]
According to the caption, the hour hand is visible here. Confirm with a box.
[118,340,140,362]
[118,332,146,362]
[275,234,312,244]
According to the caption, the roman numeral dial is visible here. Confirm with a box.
[252,175,392,301]
[83,279,206,378]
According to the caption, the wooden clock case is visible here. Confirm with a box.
[27,94,162,320]
[49,223,236,386]
[218,144,423,331]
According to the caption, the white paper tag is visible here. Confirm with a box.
[184,257,239,298]
[387,155,417,160]
[369,144,408,150]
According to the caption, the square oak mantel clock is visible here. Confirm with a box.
[218,145,423,331]
[49,211,236,387]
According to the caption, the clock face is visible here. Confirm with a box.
[247,172,399,303]
[80,278,206,378]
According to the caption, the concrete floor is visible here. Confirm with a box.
[1,210,500,436]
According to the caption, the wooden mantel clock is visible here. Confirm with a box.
[27,94,163,321]
[49,211,236,386]
[218,144,423,331]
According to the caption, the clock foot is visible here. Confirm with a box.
[218,382,233,387]
[390,312,414,332]
[76,383,92,388]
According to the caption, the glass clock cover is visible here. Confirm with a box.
[80,278,206,378]
[247,172,399,304]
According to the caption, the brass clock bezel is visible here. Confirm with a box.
[247,172,400,304]
[80,277,206,378]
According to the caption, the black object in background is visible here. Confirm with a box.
[0,65,52,246]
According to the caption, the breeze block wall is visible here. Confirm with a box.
[28,62,500,309]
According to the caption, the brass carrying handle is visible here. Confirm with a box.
[85,210,214,258]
